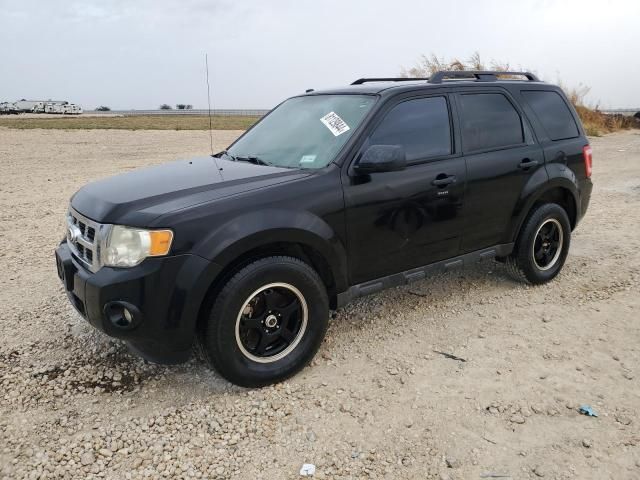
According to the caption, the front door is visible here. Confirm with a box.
[343,95,467,285]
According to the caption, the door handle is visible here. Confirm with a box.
[518,158,539,170]
[431,175,456,187]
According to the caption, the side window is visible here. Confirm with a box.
[459,93,524,152]
[368,97,452,162]
[522,90,579,140]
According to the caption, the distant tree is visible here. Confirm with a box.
[186,104,193,110]
[95,106,111,111]
[160,104,172,110]
[176,104,186,110]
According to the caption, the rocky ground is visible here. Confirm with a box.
[0,128,639,480]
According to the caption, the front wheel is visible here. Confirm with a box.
[197,256,329,387]
[506,203,571,284]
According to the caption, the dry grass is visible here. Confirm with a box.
[562,84,637,136]
[402,52,638,137]
[400,52,515,77]
[573,106,635,136]
[0,115,259,131]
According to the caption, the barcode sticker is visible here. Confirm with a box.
[320,112,350,136]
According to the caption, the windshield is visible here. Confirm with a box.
[226,95,376,169]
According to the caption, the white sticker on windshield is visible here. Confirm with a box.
[300,155,317,164]
[320,112,350,137]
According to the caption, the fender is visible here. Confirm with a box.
[507,165,580,243]
[192,208,349,293]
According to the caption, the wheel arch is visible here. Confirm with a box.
[192,208,348,327]
[509,180,579,244]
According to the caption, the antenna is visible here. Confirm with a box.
[205,53,224,177]
[205,54,214,156]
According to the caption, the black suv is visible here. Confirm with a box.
[56,71,593,387]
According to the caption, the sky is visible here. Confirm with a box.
[1,0,639,110]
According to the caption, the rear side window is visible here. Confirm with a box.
[368,97,451,162]
[459,93,524,152]
[522,90,579,140]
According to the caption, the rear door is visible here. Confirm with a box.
[519,89,587,181]
[454,89,546,252]
[343,94,467,285]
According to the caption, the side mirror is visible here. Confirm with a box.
[354,145,407,174]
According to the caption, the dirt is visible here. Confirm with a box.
[0,128,639,479]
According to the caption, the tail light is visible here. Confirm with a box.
[582,145,593,178]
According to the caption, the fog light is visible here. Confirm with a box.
[104,301,141,330]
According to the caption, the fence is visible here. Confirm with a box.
[91,109,269,116]
[600,109,640,117]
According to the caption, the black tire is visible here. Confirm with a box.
[506,203,571,285]
[198,256,329,387]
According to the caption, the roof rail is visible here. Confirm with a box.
[429,70,539,84]
[351,77,429,85]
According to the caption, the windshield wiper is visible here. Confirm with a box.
[233,154,273,166]
[237,155,273,166]
[215,150,275,167]
[213,150,233,160]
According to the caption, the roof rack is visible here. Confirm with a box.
[351,77,429,85]
[429,70,539,84]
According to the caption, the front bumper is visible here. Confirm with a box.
[55,241,218,364]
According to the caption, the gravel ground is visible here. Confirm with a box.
[0,128,639,480]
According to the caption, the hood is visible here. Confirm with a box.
[71,156,311,225]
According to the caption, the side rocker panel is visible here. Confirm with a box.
[336,243,514,307]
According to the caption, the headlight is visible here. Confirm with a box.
[102,226,173,267]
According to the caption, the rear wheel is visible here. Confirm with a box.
[507,203,571,284]
[198,256,328,387]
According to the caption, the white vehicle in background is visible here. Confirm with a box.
[32,102,46,113]
[0,102,19,114]
[62,103,83,115]
[45,103,65,114]
[1,99,83,114]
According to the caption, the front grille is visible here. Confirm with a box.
[66,209,102,273]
